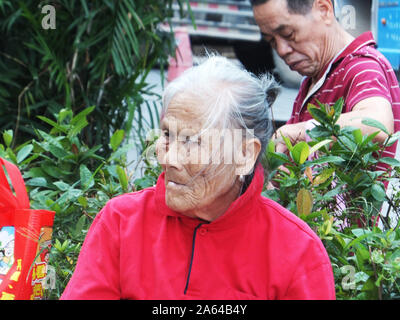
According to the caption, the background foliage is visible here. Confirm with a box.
[0,0,186,156]
[1,108,161,299]
[264,98,400,299]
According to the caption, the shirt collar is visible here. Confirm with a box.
[335,31,376,62]
[318,31,376,80]
[154,165,265,230]
[299,31,376,112]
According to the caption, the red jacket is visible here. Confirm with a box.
[61,167,335,300]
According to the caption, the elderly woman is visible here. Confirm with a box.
[61,56,335,300]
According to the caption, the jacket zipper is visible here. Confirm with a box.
[183,222,206,295]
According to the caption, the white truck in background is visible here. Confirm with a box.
[164,0,400,87]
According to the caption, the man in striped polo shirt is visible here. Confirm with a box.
[251,0,400,161]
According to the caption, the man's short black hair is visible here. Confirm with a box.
[250,0,315,15]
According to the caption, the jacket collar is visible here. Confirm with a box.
[154,165,265,230]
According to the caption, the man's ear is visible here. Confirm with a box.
[235,138,261,176]
[312,0,335,25]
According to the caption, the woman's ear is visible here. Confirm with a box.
[235,138,261,176]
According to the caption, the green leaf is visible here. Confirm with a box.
[307,104,330,124]
[71,106,95,126]
[20,154,39,166]
[48,144,69,159]
[334,234,346,249]
[54,181,71,191]
[36,130,63,148]
[54,239,62,251]
[345,230,374,251]
[307,156,345,166]
[296,188,313,216]
[134,175,154,190]
[313,167,335,186]
[73,215,87,238]
[307,125,332,139]
[333,97,344,122]
[6,147,17,164]
[379,157,400,167]
[309,139,332,155]
[322,185,342,200]
[58,108,73,123]
[67,106,96,139]
[361,131,380,147]
[26,177,48,187]
[281,135,293,152]
[355,245,369,271]
[385,131,400,147]
[110,129,125,152]
[371,183,386,202]
[291,141,309,165]
[267,140,275,154]
[361,118,389,135]
[3,130,13,147]
[37,115,68,134]
[116,165,128,192]
[352,129,363,145]
[338,135,357,153]
[270,152,291,163]
[77,196,88,208]
[67,117,88,138]
[42,165,63,179]
[16,144,33,163]
[80,164,94,190]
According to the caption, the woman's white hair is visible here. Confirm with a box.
[162,53,280,165]
[160,53,280,193]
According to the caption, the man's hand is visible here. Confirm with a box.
[272,96,393,155]
[272,122,307,154]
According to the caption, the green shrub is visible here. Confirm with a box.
[0,0,188,156]
[0,107,160,299]
[264,98,400,299]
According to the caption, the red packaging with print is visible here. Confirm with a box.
[0,158,55,300]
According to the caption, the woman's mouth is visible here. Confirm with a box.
[167,180,185,189]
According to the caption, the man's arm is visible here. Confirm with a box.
[338,96,394,140]
[274,96,394,154]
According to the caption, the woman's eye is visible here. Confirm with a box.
[185,136,193,144]
[163,130,169,138]
[185,135,200,145]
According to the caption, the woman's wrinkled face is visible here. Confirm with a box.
[156,93,242,221]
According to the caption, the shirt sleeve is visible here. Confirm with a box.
[60,208,120,300]
[343,56,392,111]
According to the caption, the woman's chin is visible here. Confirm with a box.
[166,194,192,214]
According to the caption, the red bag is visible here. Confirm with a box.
[0,157,55,300]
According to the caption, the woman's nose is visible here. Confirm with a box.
[164,141,185,170]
